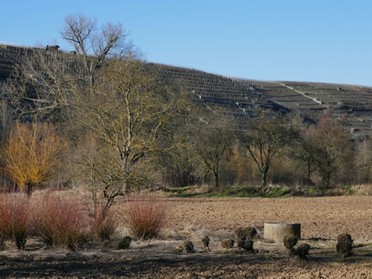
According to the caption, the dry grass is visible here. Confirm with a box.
[348,184,372,195]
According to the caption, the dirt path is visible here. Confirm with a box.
[0,244,371,278]
[281,83,329,109]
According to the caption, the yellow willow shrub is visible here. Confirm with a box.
[4,122,66,194]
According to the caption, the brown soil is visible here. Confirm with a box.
[160,196,372,243]
[0,196,371,278]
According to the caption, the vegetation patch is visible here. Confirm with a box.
[169,185,292,198]
[126,195,167,240]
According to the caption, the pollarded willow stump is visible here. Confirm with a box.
[264,222,301,243]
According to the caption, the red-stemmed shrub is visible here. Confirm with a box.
[0,193,30,249]
[91,207,117,241]
[126,195,167,240]
[31,193,89,250]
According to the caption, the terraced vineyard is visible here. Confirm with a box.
[0,44,37,81]
[282,82,372,136]
[1,44,372,136]
[154,64,291,128]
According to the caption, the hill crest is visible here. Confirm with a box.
[1,44,371,137]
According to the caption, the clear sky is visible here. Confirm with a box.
[1,0,371,86]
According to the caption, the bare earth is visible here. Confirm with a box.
[0,196,371,278]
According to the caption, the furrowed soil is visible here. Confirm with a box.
[0,196,371,278]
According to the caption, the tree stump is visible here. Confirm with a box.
[264,222,301,243]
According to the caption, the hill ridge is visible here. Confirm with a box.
[1,44,372,137]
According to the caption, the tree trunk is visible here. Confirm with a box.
[262,167,269,187]
[103,198,114,216]
[214,171,219,188]
[213,162,220,188]
[25,183,34,196]
[321,170,332,188]
[307,161,312,182]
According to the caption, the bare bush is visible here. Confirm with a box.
[296,243,311,259]
[31,193,89,250]
[201,235,210,251]
[117,236,132,249]
[237,239,254,252]
[126,195,167,240]
[235,226,257,241]
[221,239,234,249]
[283,234,298,255]
[174,240,195,253]
[91,208,117,241]
[0,193,30,249]
[336,233,353,257]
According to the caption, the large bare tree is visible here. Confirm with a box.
[76,58,179,211]
[61,14,131,87]
[1,14,130,124]
[59,15,182,211]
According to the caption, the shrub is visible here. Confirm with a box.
[221,239,234,249]
[283,234,298,256]
[296,243,311,259]
[237,238,254,252]
[31,193,89,250]
[0,193,30,249]
[201,235,210,251]
[117,236,131,249]
[126,195,167,240]
[91,208,117,241]
[3,122,66,195]
[175,240,195,253]
[336,233,353,257]
[235,226,257,241]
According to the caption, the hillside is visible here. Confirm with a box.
[1,44,372,137]
[153,64,372,137]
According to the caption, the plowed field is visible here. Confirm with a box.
[1,196,371,278]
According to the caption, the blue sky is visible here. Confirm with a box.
[1,0,372,86]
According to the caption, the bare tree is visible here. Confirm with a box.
[292,127,318,185]
[355,138,372,184]
[239,113,298,187]
[0,47,76,122]
[61,14,130,87]
[1,14,130,124]
[304,112,353,188]
[0,101,11,145]
[0,101,12,186]
[156,92,203,187]
[191,111,236,188]
[75,58,178,211]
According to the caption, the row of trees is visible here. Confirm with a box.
[168,109,368,190]
[0,15,371,213]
